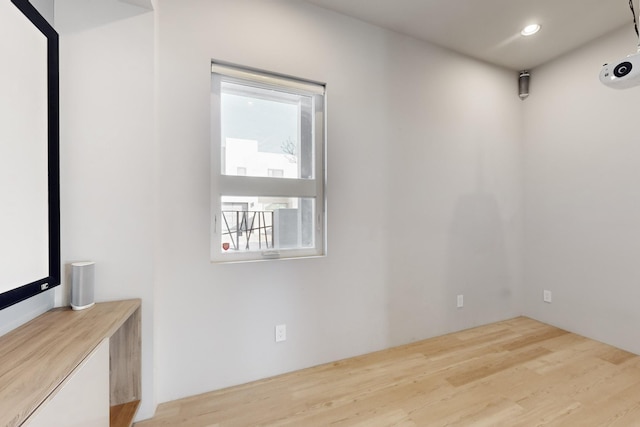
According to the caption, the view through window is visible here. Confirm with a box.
[211,63,325,261]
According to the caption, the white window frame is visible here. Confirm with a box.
[210,62,326,262]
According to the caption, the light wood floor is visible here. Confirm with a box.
[136,317,640,426]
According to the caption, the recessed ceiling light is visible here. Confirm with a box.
[521,24,541,36]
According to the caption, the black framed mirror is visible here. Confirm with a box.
[0,0,60,310]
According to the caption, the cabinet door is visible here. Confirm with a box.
[25,339,110,427]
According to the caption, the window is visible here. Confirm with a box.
[211,62,326,262]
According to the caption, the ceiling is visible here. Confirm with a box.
[53,0,153,34]
[301,0,637,70]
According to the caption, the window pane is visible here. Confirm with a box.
[212,64,325,262]
[221,82,314,180]
[220,196,315,253]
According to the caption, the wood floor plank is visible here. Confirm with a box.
[445,346,551,387]
[135,317,640,427]
[498,327,568,352]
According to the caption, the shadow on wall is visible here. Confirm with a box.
[445,189,511,331]
[385,144,513,345]
[445,144,512,330]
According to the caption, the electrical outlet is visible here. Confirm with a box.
[457,294,464,308]
[275,324,286,342]
[543,290,552,303]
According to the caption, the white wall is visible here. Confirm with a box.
[56,1,156,419]
[155,0,523,404]
[385,36,524,343]
[0,292,53,336]
[523,26,640,354]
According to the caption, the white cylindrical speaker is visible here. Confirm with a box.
[71,261,95,310]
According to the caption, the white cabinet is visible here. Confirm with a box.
[25,339,110,427]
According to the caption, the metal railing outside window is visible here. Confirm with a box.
[221,210,274,251]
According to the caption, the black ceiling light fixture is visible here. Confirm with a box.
[518,70,530,100]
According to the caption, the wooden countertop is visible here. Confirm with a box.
[0,299,141,427]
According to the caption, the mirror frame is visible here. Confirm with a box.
[0,0,60,310]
